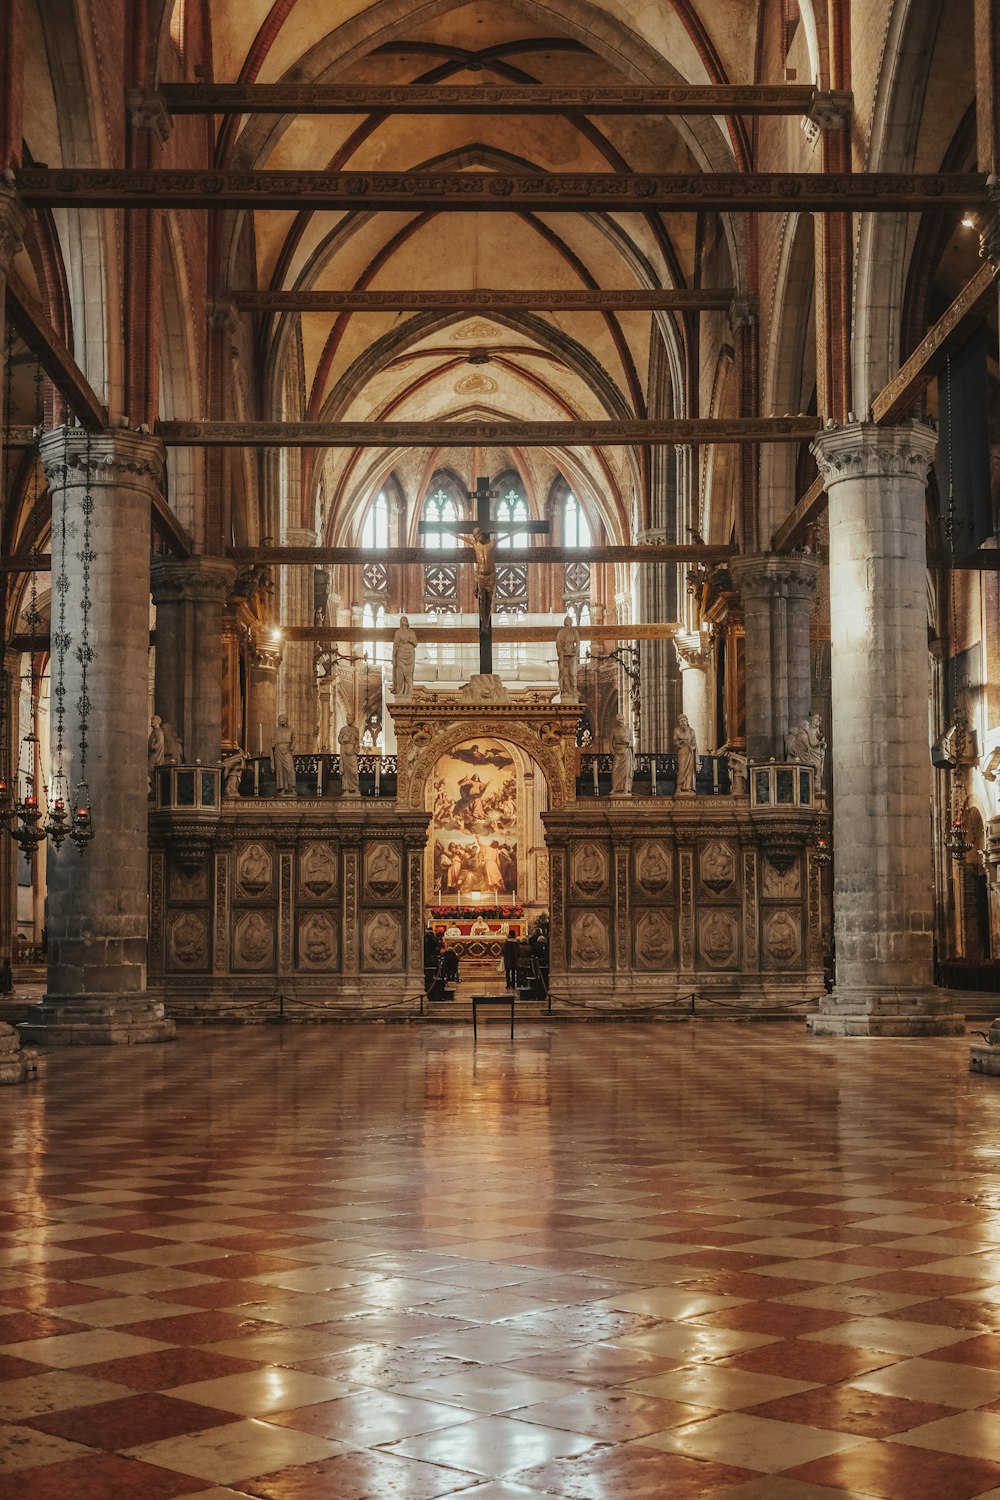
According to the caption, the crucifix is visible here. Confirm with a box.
[417,476,550,674]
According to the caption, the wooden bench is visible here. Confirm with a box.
[472,993,516,1039]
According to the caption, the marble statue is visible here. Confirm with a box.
[674,714,698,795]
[272,715,296,795]
[610,714,634,795]
[220,746,248,797]
[339,722,361,796]
[555,616,581,698]
[785,711,826,783]
[727,750,749,796]
[161,721,184,766]
[391,615,418,697]
[147,716,165,791]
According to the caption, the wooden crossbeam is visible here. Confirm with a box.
[15,168,983,214]
[232,287,736,313]
[0,557,51,573]
[5,272,105,431]
[287,623,680,643]
[871,259,998,423]
[231,543,735,566]
[771,260,1000,553]
[157,83,825,116]
[162,418,820,448]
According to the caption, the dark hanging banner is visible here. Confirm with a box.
[938,326,993,559]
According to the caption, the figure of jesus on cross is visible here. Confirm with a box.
[418,476,549,674]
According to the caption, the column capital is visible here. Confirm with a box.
[806,89,853,132]
[250,629,283,674]
[810,419,937,487]
[729,294,759,332]
[283,526,318,547]
[980,173,1000,267]
[0,184,28,272]
[730,551,820,599]
[125,86,173,143]
[206,298,239,336]
[636,528,667,546]
[39,426,167,495]
[674,631,711,672]
[150,556,237,607]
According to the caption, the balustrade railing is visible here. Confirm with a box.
[230,754,398,799]
[577,752,733,798]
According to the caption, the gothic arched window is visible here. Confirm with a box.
[421,488,460,550]
[495,488,529,550]
[362,600,388,663]
[560,487,593,618]
[563,490,592,548]
[360,492,390,596]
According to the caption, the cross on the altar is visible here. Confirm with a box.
[417,476,550,674]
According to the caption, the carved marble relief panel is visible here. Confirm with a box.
[570,909,610,968]
[168,910,210,972]
[763,907,802,968]
[365,842,402,900]
[232,910,275,971]
[213,851,229,974]
[279,851,293,972]
[299,841,338,900]
[634,840,672,897]
[634,909,675,971]
[343,849,359,973]
[700,840,736,894]
[571,841,608,900]
[363,909,403,971]
[698,908,740,969]
[549,849,566,969]
[235,841,273,900]
[170,863,209,903]
[149,853,165,974]
[761,856,801,899]
[298,911,339,970]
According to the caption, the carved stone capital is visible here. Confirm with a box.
[206,298,239,336]
[675,632,711,673]
[729,293,759,332]
[810,419,937,488]
[806,89,853,131]
[730,551,820,601]
[980,173,1000,267]
[0,185,29,272]
[250,630,283,674]
[283,527,318,548]
[125,87,173,143]
[151,556,237,607]
[39,426,167,495]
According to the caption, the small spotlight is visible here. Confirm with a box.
[961,212,976,229]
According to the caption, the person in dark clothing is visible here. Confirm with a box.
[502,931,520,990]
[441,946,460,982]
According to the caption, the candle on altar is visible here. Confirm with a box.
[258,722,263,756]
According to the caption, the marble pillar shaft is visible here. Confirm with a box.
[810,421,961,1034]
[675,635,712,750]
[35,429,173,1039]
[279,527,318,750]
[636,529,678,751]
[151,558,235,765]
[730,553,819,760]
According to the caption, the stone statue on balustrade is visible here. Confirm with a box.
[339,722,361,796]
[272,715,296,795]
[785,711,826,786]
[673,714,698,795]
[727,750,749,797]
[220,746,248,798]
[391,615,418,698]
[147,716,165,792]
[555,616,582,699]
[610,714,634,795]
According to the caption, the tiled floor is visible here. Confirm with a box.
[2,1022,1000,1498]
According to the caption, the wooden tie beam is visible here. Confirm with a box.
[232,288,736,313]
[156,83,827,117]
[15,168,983,214]
[286,623,681,643]
[5,272,106,431]
[232,544,735,566]
[771,259,1000,553]
[162,417,820,448]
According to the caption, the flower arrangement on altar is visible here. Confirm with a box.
[429,904,524,921]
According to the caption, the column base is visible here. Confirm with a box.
[970,1044,1000,1075]
[21,997,176,1046]
[0,1023,40,1083]
[807,986,965,1037]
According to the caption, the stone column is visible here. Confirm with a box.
[675,632,712,751]
[150,558,236,765]
[249,632,282,760]
[0,186,28,504]
[809,420,962,1036]
[636,529,677,751]
[24,429,174,1044]
[730,553,819,760]
[279,527,318,750]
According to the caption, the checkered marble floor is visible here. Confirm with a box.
[2,1023,1000,1499]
